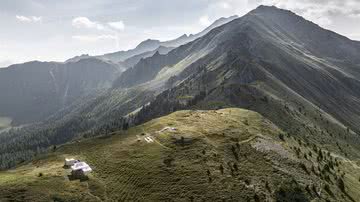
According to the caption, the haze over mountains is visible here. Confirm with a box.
[0,15,238,125]
[98,15,239,63]
[1,5,360,201]
[0,58,122,124]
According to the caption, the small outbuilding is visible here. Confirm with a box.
[71,162,92,178]
[64,158,77,166]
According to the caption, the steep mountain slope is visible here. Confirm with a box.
[113,4,360,175]
[97,15,238,63]
[123,46,174,68]
[114,5,360,132]
[0,58,121,124]
[1,108,359,201]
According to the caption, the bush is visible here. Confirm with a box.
[254,193,260,202]
[337,178,345,193]
[38,172,43,177]
[219,164,224,174]
[299,163,309,174]
[279,133,285,141]
[324,184,333,196]
[275,180,309,202]
[265,181,271,192]
[231,145,239,161]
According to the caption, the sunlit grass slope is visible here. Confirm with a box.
[0,108,359,201]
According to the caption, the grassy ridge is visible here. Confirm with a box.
[0,108,359,201]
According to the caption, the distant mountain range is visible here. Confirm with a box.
[0,15,239,125]
[0,58,122,124]
[96,15,239,63]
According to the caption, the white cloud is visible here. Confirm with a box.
[108,21,125,31]
[199,15,211,26]
[16,15,42,23]
[72,17,126,32]
[349,10,360,18]
[16,15,31,22]
[72,17,104,30]
[219,2,230,9]
[72,35,117,42]
[256,0,360,26]
[0,60,13,68]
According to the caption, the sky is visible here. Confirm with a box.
[0,0,360,67]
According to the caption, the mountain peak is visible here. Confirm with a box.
[255,5,278,10]
[136,39,161,49]
[251,5,298,18]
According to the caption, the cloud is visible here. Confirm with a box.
[72,17,104,30]
[349,10,360,18]
[256,0,360,26]
[72,35,117,42]
[221,2,230,9]
[0,60,13,68]
[16,15,42,23]
[72,17,126,32]
[199,15,211,26]
[108,21,125,31]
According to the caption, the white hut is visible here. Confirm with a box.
[71,162,92,178]
[64,158,77,166]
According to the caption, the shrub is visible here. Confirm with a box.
[265,181,271,192]
[243,120,249,126]
[254,193,260,202]
[231,145,239,161]
[219,164,224,174]
[337,178,345,193]
[279,133,285,141]
[311,165,316,175]
[38,172,43,177]
[312,184,318,196]
[324,184,332,195]
[299,163,309,174]
[275,180,309,202]
[233,163,238,171]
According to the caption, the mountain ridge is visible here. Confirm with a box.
[96,15,239,63]
[0,57,123,124]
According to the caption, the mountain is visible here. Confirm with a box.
[163,15,239,48]
[2,108,359,201]
[97,15,239,63]
[99,39,161,63]
[115,5,360,133]
[123,46,174,68]
[0,58,122,124]
[1,5,360,201]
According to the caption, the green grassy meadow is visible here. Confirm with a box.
[0,108,359,201]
